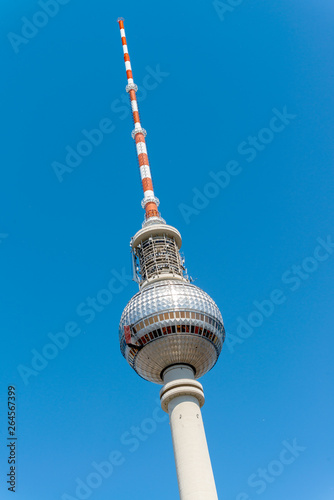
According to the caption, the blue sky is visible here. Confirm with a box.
[0,0,333,499]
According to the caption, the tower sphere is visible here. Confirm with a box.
[119,224,225,384]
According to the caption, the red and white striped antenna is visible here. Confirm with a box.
[117,18,161,223]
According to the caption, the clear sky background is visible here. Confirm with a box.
[0,0,333,499]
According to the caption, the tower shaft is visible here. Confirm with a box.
[160,365,219,500]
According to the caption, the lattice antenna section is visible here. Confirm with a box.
[134,234,185,283]
[117,18,161,222]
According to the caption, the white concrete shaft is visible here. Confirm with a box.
[160,365,218,500]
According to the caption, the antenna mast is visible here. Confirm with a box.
[117,18,161,223]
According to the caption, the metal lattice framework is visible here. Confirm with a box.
[135,234,184,282]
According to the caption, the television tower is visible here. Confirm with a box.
[117,18,225,500]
